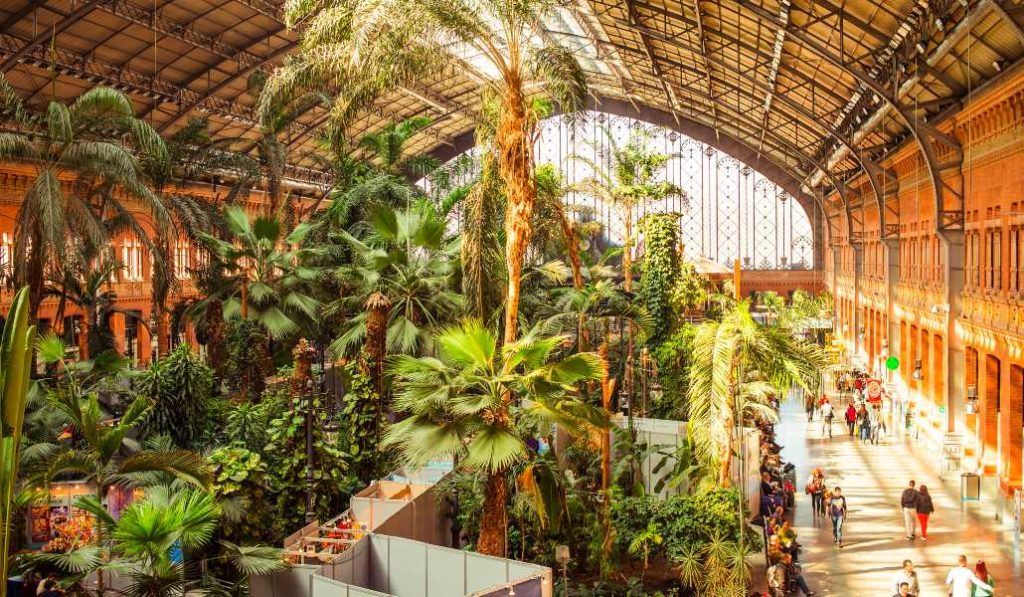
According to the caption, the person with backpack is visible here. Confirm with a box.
[806,468,825,517]
[844,403,857,436]
[858,405,871,444]
[915,484,935,541]
[900,480,919,540]
[828,486,848,547]
[820,399,834,437]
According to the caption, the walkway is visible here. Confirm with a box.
[770,395,1023,595]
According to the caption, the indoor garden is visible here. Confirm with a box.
[0,2,834,595]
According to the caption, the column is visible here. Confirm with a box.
[853,244,864,357]
[942,230,965,438]
[886,238,901,381]
[137,314,152,367]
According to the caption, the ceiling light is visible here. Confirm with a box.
[915,42,926,54]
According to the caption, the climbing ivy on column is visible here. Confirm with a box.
[638,213,681,344]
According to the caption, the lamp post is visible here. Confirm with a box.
[304,377,316,525]
[555,545,570,596]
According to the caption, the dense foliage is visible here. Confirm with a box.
[138,345,214,448]
[638,213,681,345]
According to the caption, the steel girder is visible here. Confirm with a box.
[600,21,881,244]
[736,0,965,239]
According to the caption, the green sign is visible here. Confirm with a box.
[885,356,900,371]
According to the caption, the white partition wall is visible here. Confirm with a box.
[253,535,552,597]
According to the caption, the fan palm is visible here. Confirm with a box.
[329,201,462,390]
[30,485,284,596]
[0,76,168,321]
[26,336,211,593]
[687,301,825,486]
[196,207,322,339]
[569,129,684,293]
[267,0,588,346]
[384,320,605,555]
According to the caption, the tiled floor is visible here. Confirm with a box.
[760,395,1023,595]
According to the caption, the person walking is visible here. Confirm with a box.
[820,399,834,437]
[916,485,935,541]
[828,486,848,547]
[892,559,920,596]
[901,480,919,540]
[945,555,992,597]
[805,392,816,422]
[971,560,994,597]
[845,403,857,436]
[858,405,871,444]
[893,582,911,597]
[806,469,825,517]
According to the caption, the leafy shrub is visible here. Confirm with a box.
[209,446,275,543]
[138,345,214,448]
[224,319,272,400]
[650,324,696,419]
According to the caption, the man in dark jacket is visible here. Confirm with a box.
[900,480,919,539]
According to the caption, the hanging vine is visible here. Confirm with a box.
[638,213,681,345]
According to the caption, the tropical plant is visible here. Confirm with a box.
[29,485,285,596]
[0,288,36,597]
[541,280,654,353]
[570,129,684,293]
[756,291,785,325]
[0,76,168,321]
[359,116,440,178]
[143,117,252,357]
[44,258,122,359]
[266,0,589,348]
[650,324,696,419]
[329,201,462,390]
[209,446,276,543]
[637,213,681,344]
[137,345,215,448]
[26,336,211,592]
[669,262,708,316]
[687,301,825,486]
[247,71,330,218]
[384,320,606,556]
[222,319,273,401]
[533,164,598,291]
[627,521,662,584]
[196,206,322,339]
[262,392,352,531]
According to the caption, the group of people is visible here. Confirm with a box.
[899,479,935,541]
[803,468,848,547]
[891,556,995,596]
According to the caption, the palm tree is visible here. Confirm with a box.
[45,258,123,359]
[0,76,168,321]
[570,129,684,293]
[265,0,589,347]
[31,485,284,596]
[143,117,257,358]
[533,164,599,291]
[27,336,211,593]
[247,71,330,218]
[359,116,440,178]
[384,320,605,556]
[687,301,825,486]
[196,207,322,340]
[329,201,462,391]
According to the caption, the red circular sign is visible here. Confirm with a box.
[867,379,883,402]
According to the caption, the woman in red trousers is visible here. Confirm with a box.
[915,485,935,541]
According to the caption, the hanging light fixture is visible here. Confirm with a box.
[912,359,924,381]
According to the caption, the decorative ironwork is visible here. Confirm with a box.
[431,110,813,270]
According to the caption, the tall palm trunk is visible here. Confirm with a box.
[477,473,508,556]
[364,292,390,438]
[24,224,45,325]
[497,81,536,348]
[555,206,588,350]
[156,310,170,358]
[205,301,226,377]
